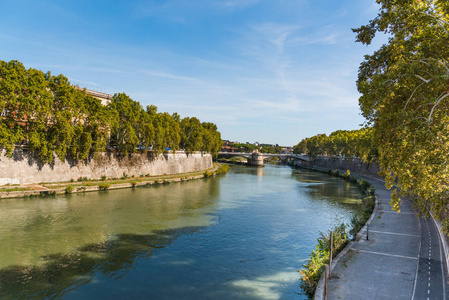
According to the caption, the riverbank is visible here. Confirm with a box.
[0,163,229,199]
[296,165,376,298]
[309,171,449,299]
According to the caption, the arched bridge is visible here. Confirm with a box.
[217,152,310,166]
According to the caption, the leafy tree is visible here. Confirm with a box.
[0,59,224,164]
[180,117,203,151]
[201,122,222,157]
[354,0,449,221]
[109,93,142,155]
[293,128,376,161]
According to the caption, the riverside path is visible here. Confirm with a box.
[322,175,449,300]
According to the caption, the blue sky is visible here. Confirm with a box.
[0,0,383,146]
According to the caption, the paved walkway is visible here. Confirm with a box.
[326,176,448,300]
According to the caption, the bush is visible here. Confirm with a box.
[331,169,340,177]
[299,224,349,298]
[358,179,370,192]
[204,171,213,178]
[99,183,111,191]
[216,164,230,175]
[131,180,138,187]
[121,172,128,180]
[65,185,74,194]
[101,175,107,181]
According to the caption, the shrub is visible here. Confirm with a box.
[204,171,213,178]
[131,180,138,187]
[331,169,340,177]
[65,185,74,194]
[349,175,358,184]
[101,175,107,181]
[358,179,370,192]
[216,164,230,175]
[99,183,111,191]
[299,224,349,298]
[121,172,128,180]
[342,169,350,179]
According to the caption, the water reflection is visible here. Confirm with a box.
[0,179,220,269]
[0,165,363,300]
[292,169,362,206]
[0,227,204,300]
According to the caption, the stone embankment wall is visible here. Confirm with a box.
[297,156,381,178]
[0,149,213,184]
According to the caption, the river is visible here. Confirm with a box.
[0,164,363,299]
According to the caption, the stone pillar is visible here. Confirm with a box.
[248,153,264,166]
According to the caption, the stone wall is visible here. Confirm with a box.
[0,149,213,184]
[298,156,381,178]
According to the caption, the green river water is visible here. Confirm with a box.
[0,164,363,299]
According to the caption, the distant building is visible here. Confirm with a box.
[221,145,238,152]
[76,87,113,105]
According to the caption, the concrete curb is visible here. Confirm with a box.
[431,213,449,276]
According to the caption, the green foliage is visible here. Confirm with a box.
[0,59,223,164]
[293,128,377,162]
[260,145,283,154]
[99,183,111,191]
[354,0,449,218]
[65,185,74,194]
[216,164,230,175]
[228,143,259,153]
[299,224,349,298]
[131,180,138,187]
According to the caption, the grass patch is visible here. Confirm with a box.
[0,187,30,192]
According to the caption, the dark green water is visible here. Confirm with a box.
[0,165,362,299]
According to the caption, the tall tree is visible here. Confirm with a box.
[180,117,203,151]
[354,0,449,222]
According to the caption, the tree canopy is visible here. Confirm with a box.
[0,59,222,162]
[293,128,377,162]
[354,0,449,223]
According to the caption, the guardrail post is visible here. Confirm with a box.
[367,223,369,241]
[324,264,329,300]
[329,231,333,278]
